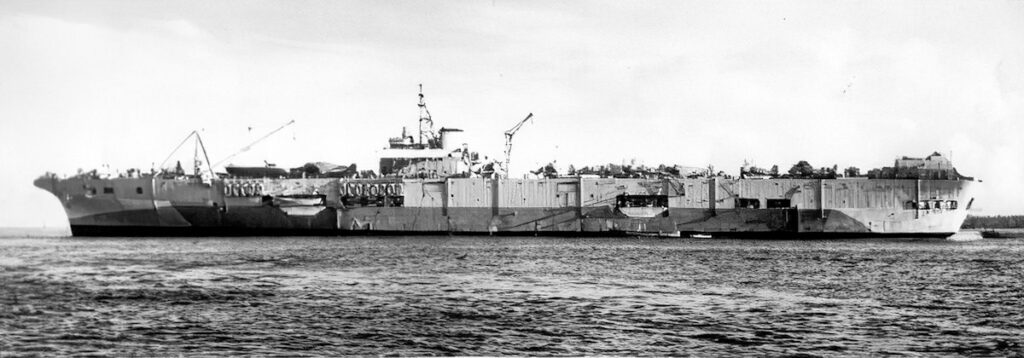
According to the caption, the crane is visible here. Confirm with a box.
[503,113,534,177]
[212,119,296,168]
[157,130,215,179]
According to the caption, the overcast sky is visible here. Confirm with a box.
[1,0,1022,227]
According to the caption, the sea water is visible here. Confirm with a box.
[1,229,1021,356]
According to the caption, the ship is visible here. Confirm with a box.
[34,87,977,238]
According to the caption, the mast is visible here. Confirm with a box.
[418,84,435,147]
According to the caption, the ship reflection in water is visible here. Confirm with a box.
[2,232,1022,356]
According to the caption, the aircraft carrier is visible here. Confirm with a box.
[35,87,976,237]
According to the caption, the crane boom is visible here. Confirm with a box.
[212,120,296,168]
[503,113,534,177]
[157,130,216,179]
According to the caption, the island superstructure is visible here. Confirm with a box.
[34,88,976,237]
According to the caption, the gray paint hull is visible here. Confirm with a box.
[36,175,975,237]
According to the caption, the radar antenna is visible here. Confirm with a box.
[503,113,534,178]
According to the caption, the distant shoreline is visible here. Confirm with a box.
[961,215,1024,229]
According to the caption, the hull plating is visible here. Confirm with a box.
[38,176,974,237]
[61,206,964,238]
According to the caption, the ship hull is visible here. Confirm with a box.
[37,175,975,238]
[67,225,955,238]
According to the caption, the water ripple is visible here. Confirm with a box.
[1,235,1023,356]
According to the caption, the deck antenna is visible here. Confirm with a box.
[212,119,296,168]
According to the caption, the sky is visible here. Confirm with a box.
[1,0,1022,227]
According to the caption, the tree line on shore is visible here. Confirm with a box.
[961,215,1024,229]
